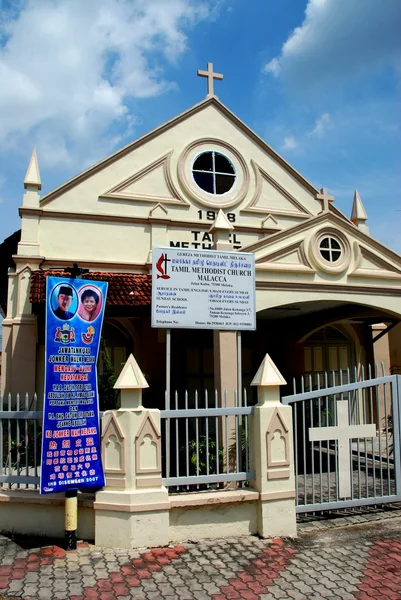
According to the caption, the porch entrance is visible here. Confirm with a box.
[282,371,401,514]
[303,325,356,387]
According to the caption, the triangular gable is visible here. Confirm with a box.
[241,161,311,218]
[350,244,401,280]
[255,240,314,273]
[101,152,188,206]
[39,97,324,211]
[243,211,401,283]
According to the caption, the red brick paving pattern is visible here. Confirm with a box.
[2,534,401,598]
[355,539,401,600]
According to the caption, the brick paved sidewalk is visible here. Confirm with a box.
[1,511,401,599]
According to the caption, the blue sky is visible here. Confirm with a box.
[0,0,400,249]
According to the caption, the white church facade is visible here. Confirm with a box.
[2,64,401,405]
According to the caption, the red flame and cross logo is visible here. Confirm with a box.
[156,253,171,280]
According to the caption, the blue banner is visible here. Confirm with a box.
[40,276,108,494]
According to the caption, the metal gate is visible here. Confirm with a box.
[282,373,401,514]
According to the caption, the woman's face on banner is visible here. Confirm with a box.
[83,295,97,314]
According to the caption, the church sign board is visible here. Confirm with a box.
[40,276,108,494]
[151,247,256,330]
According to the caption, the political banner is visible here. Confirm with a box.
[40,276,108,494]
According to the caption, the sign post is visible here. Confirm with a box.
[40,274,108,550]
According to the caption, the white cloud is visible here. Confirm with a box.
[282,136,297,150]
[263,0,401,89]
[308,112,331,137]
[264,57,281,77]
[0,0,212,168]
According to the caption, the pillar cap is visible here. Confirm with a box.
[251,353,287,387]
[114,354,149,390]
[208,209,234,233]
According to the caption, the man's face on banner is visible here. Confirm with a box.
[58,293,72,312]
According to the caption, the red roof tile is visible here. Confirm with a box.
[30,270,151,306]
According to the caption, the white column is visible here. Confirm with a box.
[250,354,297,538]
[94,354,170,549]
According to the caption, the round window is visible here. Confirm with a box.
[319,237,342,263]
[192,151,236,195]
[310,228,350,274]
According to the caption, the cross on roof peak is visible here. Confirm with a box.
[197,62,223,98]
[316,187,334,213]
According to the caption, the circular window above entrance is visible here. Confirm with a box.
[178,139,249,208]
[192,151,236,195]
[319,237,342,263]
[310,228,351,273]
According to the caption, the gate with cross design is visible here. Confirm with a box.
[281,372,401,513]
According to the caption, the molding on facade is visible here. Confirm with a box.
[259,490,295,501]
[255,280,401,296]
[308,227,351,274]
[136,476,162,488]
[18,207,277,236]
[255,240,315,273]
[169,489,259,508]
[241,160,311,217]
[135,412,161,475]
[101,413,126,475]
[350,243,401,280]
[38,97,325,208]
[177,138,250,209]
[244,211,401,269]
[101,151,189,206]
[93,501,170,513]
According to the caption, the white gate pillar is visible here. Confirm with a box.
[94,354,169,548]
[250,354,297,538]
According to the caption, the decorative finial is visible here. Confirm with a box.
[24,148,41,190]
[209,209,234,233]
[316,187,334,213]
[351,189,369,234]
[197,62,223,98]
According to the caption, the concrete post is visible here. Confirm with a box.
[210,210,237,410]
[94,354,170,548]
[250,354,297,538]
[2,150,42,398]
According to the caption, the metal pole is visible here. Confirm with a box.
[237,331,242,408]
[64,264,85,551]
[65,489,78,550]
[237,330,242,472]
[165,329,171,479]
[166,329,171,410]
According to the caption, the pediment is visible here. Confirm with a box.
[39,97,322,219]
[241,161,312,218]
[255,240,315,273]
[243,212,401,284]
[350,244,401,280]
[101,152,189,205]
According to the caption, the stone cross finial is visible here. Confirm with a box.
[316,187,334,213]
[197,62,223,98]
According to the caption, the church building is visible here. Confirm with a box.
[2,63,401,406]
